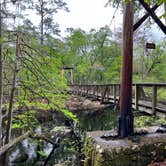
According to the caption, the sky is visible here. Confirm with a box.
[54,0,122,36]
[54,0,165,40]
[26,0,165,40]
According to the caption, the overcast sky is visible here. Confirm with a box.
[54,0,122,36]
[54,0,165,40]
[27,0,165,40]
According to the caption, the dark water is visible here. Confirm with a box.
[79,109,118,131]
[9,137,80,166]
[8,109,117,166]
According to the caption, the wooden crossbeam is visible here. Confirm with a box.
[138,0,166,34]
[133,3,160,31]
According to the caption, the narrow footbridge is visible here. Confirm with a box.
[70,83,166,118]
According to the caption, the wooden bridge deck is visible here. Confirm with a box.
[70,83,166,118]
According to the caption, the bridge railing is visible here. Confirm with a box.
[132,83,166,115]
[69,83,166,116]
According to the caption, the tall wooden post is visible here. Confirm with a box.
[70,69,74,85]
[118,1,134,137]
[61,67,74,85]
[0,3,3,147]
[152,85,157,115]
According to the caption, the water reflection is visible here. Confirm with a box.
[8,109,117,165]
[79,109,117,131]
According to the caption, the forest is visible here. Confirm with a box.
[0,0,165,166]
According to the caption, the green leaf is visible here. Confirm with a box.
[61,109,79,122]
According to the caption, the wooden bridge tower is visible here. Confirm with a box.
[119,0,166,137]
[61,66,74,85]
[118,1,134,137]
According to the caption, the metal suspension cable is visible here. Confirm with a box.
[108,1,120,28]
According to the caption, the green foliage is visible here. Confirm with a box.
[64,27,121,84]
[37,150,48,159]
[134,116,166,128]
[51,126,67,132]
[1,0,166,148]
[12,110,38,130]
[133,39,166,83]
[157,89,166,101]
[61,109,78,123]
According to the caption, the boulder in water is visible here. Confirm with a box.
[12,152,28,163]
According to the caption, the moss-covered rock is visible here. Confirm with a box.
[84,129,166,166]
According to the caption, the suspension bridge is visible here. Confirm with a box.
[70,83,166,118]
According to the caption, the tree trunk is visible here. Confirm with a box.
[118,1,134,137]
[40,0,44,45]
[0,3,3,147]
[164,2,166,25]
[0,131,31,156]
[5,33,20,145]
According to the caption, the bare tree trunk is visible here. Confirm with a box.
[118,1,134,137]
[2,33,20,166]
[5,33,20,145]
[164,2,166,25]
[40,0,44,45]
[0,3,3,147]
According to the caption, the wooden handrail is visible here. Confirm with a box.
[70,83,166,87]
[70,83,166,116]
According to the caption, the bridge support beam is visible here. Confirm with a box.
[118,1,134,137]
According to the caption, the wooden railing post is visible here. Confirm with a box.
[152,85,157,115]
[135,85,139,110]
[74,85,76,94]
[96,86,98,99]
[113,84,116,103]
[81,86,82,95]
[81,86,83,95]
[91,85,92,95]
[75,85,77,94]
[84,86,86,96]
[86,85,89,96]
[99,85,101,98]
[93,85,95,96]
[101,85,108,103]
[79,85,81,95]
[75,85,77,95]
[71,83,166,118]
[107,86,110,101]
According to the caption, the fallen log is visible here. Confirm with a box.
[0,131,32,156]
[31,128,71,145]
[31,134,57,145]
